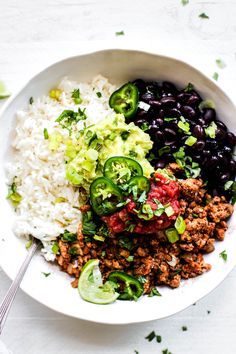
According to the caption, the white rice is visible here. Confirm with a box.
[6,75,116,260]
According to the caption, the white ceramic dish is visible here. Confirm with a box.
[0,49,236,324]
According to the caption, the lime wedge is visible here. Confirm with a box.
[0,81,11,99]
[78,259,119,304]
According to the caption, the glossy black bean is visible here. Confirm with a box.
[176,92,191,104]
[155,160,166,169]
[215,128,226,141]
[225,132,236,146]
[155,118,164,127]
[140,92,155,103]
[149,100,162,108]
[158,109,165,118]
[164,127,177,138]
[193,155,202,163]
[162,81,178,94]
[170,144,179,152]
[222,145,233,155]
[160,96,176,108]
[202,150,211,158]
[203,108,216,123]
[217,152,228,166]
[134,118,148,128]
[193,125,205,139]
[135,109,148,120]
[155,130,165,143]
[186,95,200,107]
[194,140,205,151]
[216,120,227,131]
[180,105,196,119]
[176,102,181,109]
[206,155,219,168]
[166,121,179,131]
[219,172,230,183]
[229,159,236,173]
[164,153,174,162]
[132,79,146,93]
[164,108,181,118]
[198,118,208,127]
[206,139,218,150]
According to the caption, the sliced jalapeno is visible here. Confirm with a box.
[104,156,143,186]
[90,177,124,216]
[128,176,150,199]
[109,82,139,119]
[108,271,143,301]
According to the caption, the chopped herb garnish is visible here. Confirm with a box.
[204,121,217,138]
[134,351,139,354]
[42,272,51,277]
[49,89,62,100]
[43,128,49,139]
[7,179,22,207]
[118,235,134,251]
[69,246,78,255]
[115,30,125,36]
[165,205,174,217]
[141,122,149,131]
[116,199,131,208]
[121,131,130,140]
[213,72,219,81]
[52,242,59,255]
[125,222,136,233]
[148,288,162,297]
[181,0,189,5]
[162,349,172,354]
[185,136,197,146]
[101,250,106,257]
[199,99,215,111]
[93,235,105,242]
[224,180,234,190]
[137,276,147,284]
[219,250,227,261]
[61,230,77,242]
[71,88,82,104]
[165,228,179,243]
[156,335,162,343]
[145,331,156,342]
[96,91,102,98]
[175,215,186,234]
[164,117,176,122]
[199,12,209,19]
[207,310,211,314]
[29,97,34,104]
[25,239,32,250]
[0,80,11,99]
[82,211,97,236]
[192,213,198,218]
[137,191,147,204]
[216,59,226,69]
[182,326,188,331]
[158,146,171,157]
[54,197,67,203]
[126,255,134,262]
[184,82,194,92]
[178,116,190,134]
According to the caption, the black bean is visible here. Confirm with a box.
[132,79,146,93]
[203,108,216,123]
[164,108,181,118]
[164,127,177,138]
[158,109,165,118]
[149,100,162,108]
[217,152,228,166]
[164,153,174,162]
[170,144,179,152]
[222,145,233,155]
[198,118,208,127]
[193,155,202,163]
[176,92,191,104]
[216,120,227,131]
[206,155,219,168]
[135,109,148,120]
[134,118,148,128]
[176,102,181,109]
[155,130,165,143]
[141,92,155,103]
[180,105,196,119]
[186,95,200,107]
[219,172,230,183]
[206,139,218,150]
[202,149,211,158]
[160,96,176,108]
[155,118,164,128]
[155,160,166,169]
[194,140,205,151]
[215,128,226,141]
[166,121,179,131]
[162,81,178,94]
[193,125,205,139]
[225,132,236,146]
[229,159,236,173]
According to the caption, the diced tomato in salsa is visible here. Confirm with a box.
[102,172,180,235]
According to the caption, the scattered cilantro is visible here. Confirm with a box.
[158,146,171,157]
[213,72,219,81]
[69,246,78,255]
[25,239,32,250]
[42,272,51,277]
[182,326,188,331]
[181,0,189,5]
[7,179,22,207]
[126,255,134,262]
[43,128,49,139]
[116,199,131,208]
[52,242,59,255]
[219,250,227,261]
[141,122,149,131]
[216,59,226,69]
[148,288,162,297]
[164,117,176,122]
[101,250,106,257]
[121,131,130,140]
[29,97,34,104]
[145,331,156,342]
[125,222,136,233]
[96,91,102,98]
[61,230,77,242]
[115,30,125,36]
[205,121,217,138]
[162,349,172,354]
[207,310,211,314]
[137,276,147,284]
[156,335,162,343]
[71,88,82,104]
[118,235,134,251]
[134,351,139,354]
[82,211,97,236]
[184,82,194,92]
[199,12,209,19]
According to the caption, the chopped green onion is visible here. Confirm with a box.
[184,82,194,92]
[181,0,189,6]
[43,128,49,139]
[145,331,156,342]
[182,326,188,331]
[52,242,59,255]
[216,59,226,69]
[61,230,77,242]
[199,99,215,111]
[126,255,134,262]
[204,121,217,139]
[185,136,197,146]
[141,122,149,131]
[165,228,179,243]
[0,80,11,99]
[93,235,105,242]
[71,88,82,104]
[165,205,175,217]
[115,30,125,36]
[175,215,186,234]
[158,146,171,157]
[69,246,79,255]
[199,12,209,19]
[224,180,234,190]
[54,197,67,203]
[164,117,176,122]
[7,180,22,207]
[213,72,219,81]
[49,89,62,100]
[178,116,190,134]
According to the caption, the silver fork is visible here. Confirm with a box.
[0,239,39,335]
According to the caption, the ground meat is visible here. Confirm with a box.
[54,176,234,295]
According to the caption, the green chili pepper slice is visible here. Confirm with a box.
[128,176,150,199]
[104,156,143,186]
[109,82,139,119]
[108,271,143,301]
[90,177,124,216]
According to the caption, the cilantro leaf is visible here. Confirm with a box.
[219,250,227,261]
[199,12,209,19]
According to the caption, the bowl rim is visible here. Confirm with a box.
[1,48,236,324]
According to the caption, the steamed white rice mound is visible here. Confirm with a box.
[6,75,116,260]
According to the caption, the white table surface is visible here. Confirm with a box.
[0,1,236,353]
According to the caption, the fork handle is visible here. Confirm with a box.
[0,241,38,335]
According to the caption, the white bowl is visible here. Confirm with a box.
[0,49,236,324]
